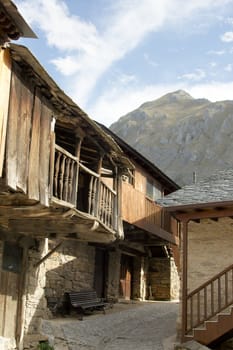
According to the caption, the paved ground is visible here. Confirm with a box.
[41,300,179,350]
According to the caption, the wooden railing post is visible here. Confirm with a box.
[73,137,82,206]
[186,260,233,333]
[95,155,103,218]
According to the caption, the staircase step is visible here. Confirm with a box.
[193,311,233,345]
[175,340,211,350]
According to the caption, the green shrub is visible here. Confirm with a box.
[37,341,54,350]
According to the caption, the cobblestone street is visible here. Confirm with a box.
[41,301,179,350]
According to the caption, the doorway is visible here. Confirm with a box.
[119,254,133,300]
[0,241,24,343]
[94,248,108,298]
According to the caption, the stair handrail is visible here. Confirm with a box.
[185,263,233,335]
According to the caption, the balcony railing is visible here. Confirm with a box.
[53,145,78,206]
[52,145,116,231]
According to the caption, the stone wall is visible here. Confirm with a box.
[23,239,49,349]
[170,257,180,300]
[107,250,121,301]
[148,257,180,300]
[188,218,233,291]
[23,239,96,348]
[44,240,95,299]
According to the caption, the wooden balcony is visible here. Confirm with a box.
[51,144,117,232]
[122,182,176,243]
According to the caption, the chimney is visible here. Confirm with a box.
[192,171,197,184]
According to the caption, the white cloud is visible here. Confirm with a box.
[224,63,233,71]
[144,53,158,67]
[221,31,233,42]
[210,61,217,67]
[207,49,226,55]
[15,0,233,108]
[178,69,206,81]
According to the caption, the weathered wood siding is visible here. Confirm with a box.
[0,49,12,177]
[5,61,52,205]
[122,164,162,229]
[122,181,162,229]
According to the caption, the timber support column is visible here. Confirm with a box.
[180,219,189,343]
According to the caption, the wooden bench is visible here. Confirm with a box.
[64,290,110,318]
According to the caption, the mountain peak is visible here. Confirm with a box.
[161,90,194,102]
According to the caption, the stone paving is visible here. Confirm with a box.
[41,300,179,350]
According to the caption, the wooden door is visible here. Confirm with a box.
[119,254,133,300]
[0,270,20,339]
[94,248,107,298]
[0,242,24,343]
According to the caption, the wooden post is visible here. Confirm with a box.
[181,220,188,342]
[115,168,124,237]
[0,48,12,177]
[94,155,103,218]
[15,247,28,349]
[49,117,56,200]
[73,137,82,207]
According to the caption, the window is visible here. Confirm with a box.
[146,179,162,201]
[122,169,135,186]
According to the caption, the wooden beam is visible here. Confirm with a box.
[34,241,63,268]
[175,207,233,222]
[210,217,218,222]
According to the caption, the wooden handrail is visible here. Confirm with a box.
[188,263,233,298]
[185,263,233,335]
[79,162,100,178]
[55,144,78,161]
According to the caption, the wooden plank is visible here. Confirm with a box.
[0,270,7,336]
[28,92,41,200]
[16,81,33,193]
[4,271,18,338]
[16,248,28,345]
[39,103,52,206]
[0,49,12,177]
[6,68,21,190]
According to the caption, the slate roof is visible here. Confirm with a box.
[157,169,233,208]
[98,123,180,194]
[8,44,133,171]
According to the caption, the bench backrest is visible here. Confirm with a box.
[66,290,100,305]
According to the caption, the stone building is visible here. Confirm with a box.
[0,42,132,349]
[159,169,233,348]
[0,2,181,349]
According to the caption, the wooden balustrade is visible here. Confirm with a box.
[79,163,116,229]
[98,181,116,229]
[184,263,233,336]
[53,145,78,206]
[52,145,116,230]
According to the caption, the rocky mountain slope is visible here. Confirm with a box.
[110,90,233,186]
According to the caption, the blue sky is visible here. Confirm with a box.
[14,0,233,126]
